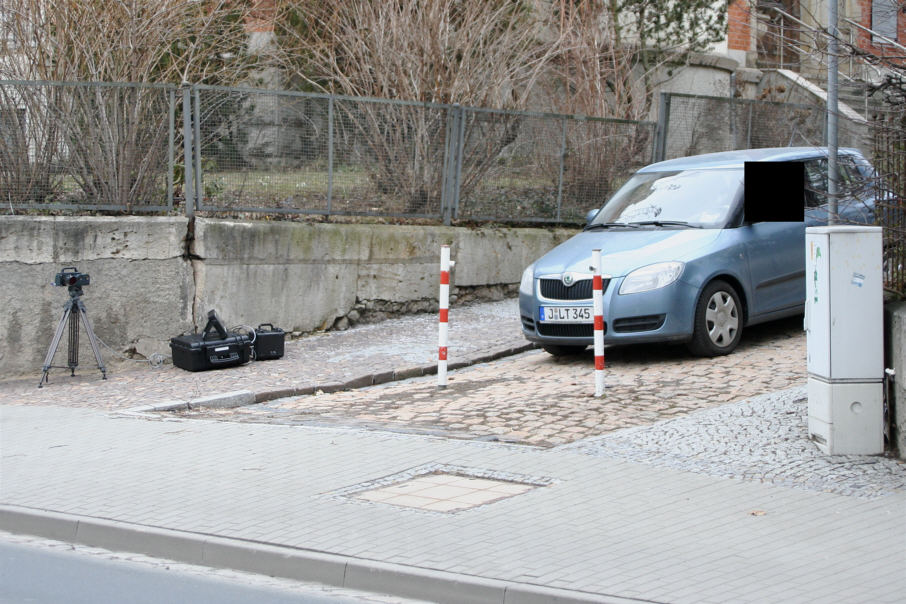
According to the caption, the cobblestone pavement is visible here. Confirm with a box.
[176,314,808,448]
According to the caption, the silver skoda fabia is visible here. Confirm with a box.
[519,147,877,357]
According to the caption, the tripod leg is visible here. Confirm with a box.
[68,307,79,375]
[38,303,74,388]
[76,300,107,380]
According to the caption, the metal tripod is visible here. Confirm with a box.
[38,286,107,388]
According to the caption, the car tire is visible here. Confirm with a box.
[687,280,743,357]
[542,344,587,357]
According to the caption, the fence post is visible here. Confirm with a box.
[729,74,737,150]
[747,104,754,148]
[193,86,203,209]
[452,105,466,221]
[654,92,670,163]
[441,104,463,226]
[181,86,195,218]
[327,95,334,215]
[440,106,453,225]
[167,88,175,211]
[556,117,567,222]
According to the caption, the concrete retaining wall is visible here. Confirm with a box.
[0,216,572,379]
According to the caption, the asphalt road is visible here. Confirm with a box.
[0,535,417,604]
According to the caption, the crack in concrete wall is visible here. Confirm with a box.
[1,216,574,378]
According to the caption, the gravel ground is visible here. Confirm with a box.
[561,385,906,499]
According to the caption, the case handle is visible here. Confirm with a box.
[209,352,240,364]
[203,310,229,340]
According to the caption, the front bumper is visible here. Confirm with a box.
[519,276,698,347]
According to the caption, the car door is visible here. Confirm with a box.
[740,159,810,318]
[747,155,875,320]
[744,220,806,317]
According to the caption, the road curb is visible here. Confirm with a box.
[122,344,539,415]
[0,504,634,604]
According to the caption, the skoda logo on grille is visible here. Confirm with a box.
[562,273,576,287]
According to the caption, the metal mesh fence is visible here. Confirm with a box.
[193,86,655,223]
[0,81,176,212]
[872,109,906,297]
[195,87,451,217]
[456,109,562,222]
[457,109,655,223]
[659,93,826,160]
[330,96,448,217]
[5,80,895,237]
[196,87,333,214]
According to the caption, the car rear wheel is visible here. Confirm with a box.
[687,280,742,357]
[542,344,587,357]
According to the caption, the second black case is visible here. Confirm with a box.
[254,323,285,360]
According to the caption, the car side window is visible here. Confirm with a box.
[838,157,860,186]
[803,156,870,208]
[851,156,877,180]
[838,155,875,198]
[804,159,826,208]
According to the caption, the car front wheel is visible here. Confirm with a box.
[687,280,742,357]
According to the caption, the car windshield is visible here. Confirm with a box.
[589,168,743,229]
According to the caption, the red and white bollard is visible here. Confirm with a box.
[592,248,605,397]
[438,245,452,389]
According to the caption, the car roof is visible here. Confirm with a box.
[640,147,864,172]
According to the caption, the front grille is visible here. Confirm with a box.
[540,278,609,301]
[612,314,666,333]
[537,323,595,338]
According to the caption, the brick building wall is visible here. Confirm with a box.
[247,0,276,34]
[856,0,906,66]
[728,0,754,53]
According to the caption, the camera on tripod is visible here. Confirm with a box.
[39,266,106,387]
[53,267,90,289]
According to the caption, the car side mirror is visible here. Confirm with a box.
[585,209,599,224]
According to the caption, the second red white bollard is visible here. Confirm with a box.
[592,248,605,397]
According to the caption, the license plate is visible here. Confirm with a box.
[539,306,592,323]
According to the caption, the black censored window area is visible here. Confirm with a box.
[744,161,805,223]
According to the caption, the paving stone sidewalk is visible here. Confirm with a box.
[2,401,904,603]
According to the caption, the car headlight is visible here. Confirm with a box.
[520,264,535,295]
[619,261,684,294]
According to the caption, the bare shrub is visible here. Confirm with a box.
[0,0,252,209]
[272,0,564,213]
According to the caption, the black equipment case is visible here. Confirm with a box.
[254,323,285,360]
[170,310,251,372]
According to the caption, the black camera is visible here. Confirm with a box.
[53,267,90,288]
